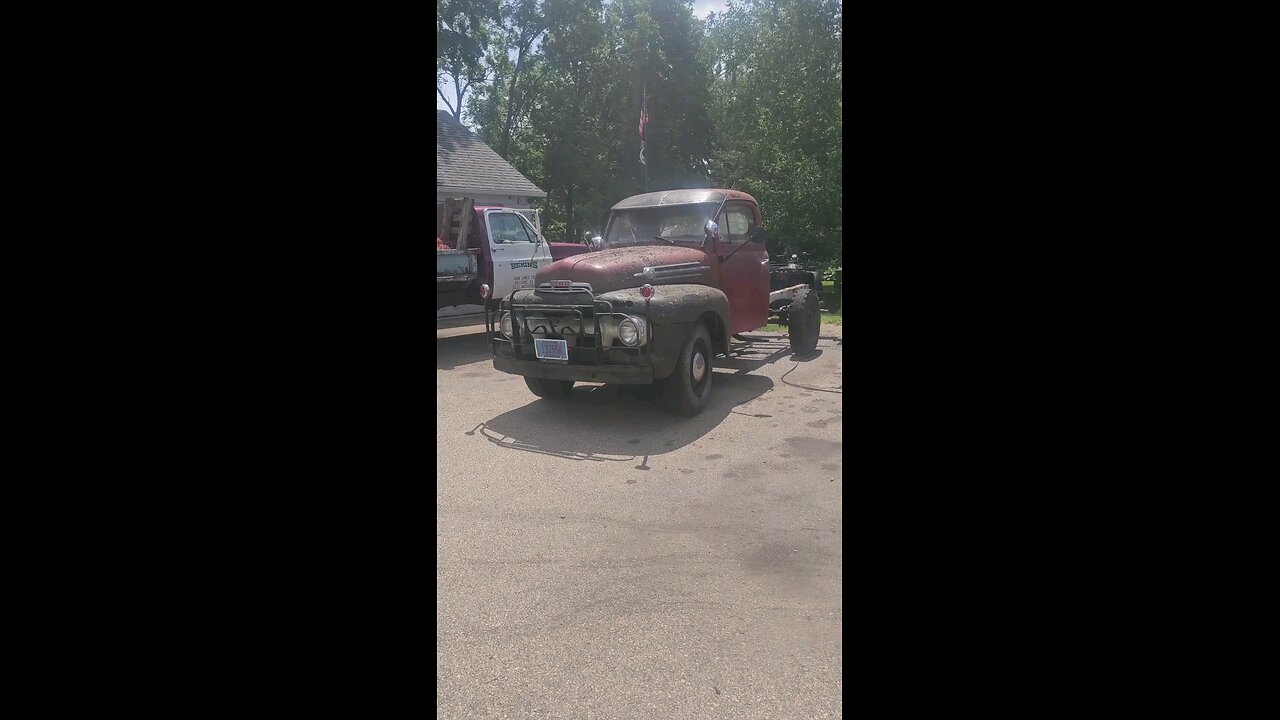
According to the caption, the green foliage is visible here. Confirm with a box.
[439,0,842,258]
[706,0,842,265]
[437,0,502,115]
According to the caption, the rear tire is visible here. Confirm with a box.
[524,377,574,399]
[788,288,820,354]
[667,324,714,416]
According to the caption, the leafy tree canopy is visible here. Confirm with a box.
[440,0,842,265]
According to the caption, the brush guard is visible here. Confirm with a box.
[486,286,654,368]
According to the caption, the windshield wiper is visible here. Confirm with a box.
[651,235,676,245]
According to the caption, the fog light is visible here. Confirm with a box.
[619,318,639,346]
[619,316,647,347]
[500,312,512,339]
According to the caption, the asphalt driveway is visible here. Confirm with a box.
[437,325,843,719]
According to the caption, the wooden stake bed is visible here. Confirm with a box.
[436,197,476,250]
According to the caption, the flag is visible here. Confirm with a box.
[638,83,648,166]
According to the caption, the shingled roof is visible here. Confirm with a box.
[437,110,545,198]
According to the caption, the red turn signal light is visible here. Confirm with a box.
[640,284,654,299]
[480,283,490,300]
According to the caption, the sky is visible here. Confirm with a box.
[691,0,729,18]
[437,1,730,119]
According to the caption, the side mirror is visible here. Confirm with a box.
[748,225,767,243]
[704,220,720,242]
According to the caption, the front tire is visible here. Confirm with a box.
[788,288,820,354]
[667,324,714,415]
[524,377,574,399]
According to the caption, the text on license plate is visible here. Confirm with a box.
[534,338,568,360]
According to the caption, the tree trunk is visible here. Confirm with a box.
[566,185,576,243]
[500,45,527,156]
[500,27,545,157]
[453,74,464,120]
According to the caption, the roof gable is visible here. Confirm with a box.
[437,110,545,198]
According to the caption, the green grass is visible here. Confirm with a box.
[763,309,841,332]
[819,280,843,326]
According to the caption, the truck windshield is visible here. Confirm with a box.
[604,204,718,247]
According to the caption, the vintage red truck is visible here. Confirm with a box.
[484,189,820,414]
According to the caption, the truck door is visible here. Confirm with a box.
[484,209,554,300]
[714,202,770,333]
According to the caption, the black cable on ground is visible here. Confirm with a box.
[780,363,842,394]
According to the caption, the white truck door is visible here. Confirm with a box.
[485,209,554,300]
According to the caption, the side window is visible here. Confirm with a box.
[719,205,753,244]
[489,213,534,244]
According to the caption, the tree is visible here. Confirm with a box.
[497,0,556,156]
[535,0,606,241]
[441,0,843,261]
[437,0,501,118]
[705,0,843,264]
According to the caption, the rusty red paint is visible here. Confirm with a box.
[712,201,769,333]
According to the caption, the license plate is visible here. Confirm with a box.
[534,338,568,361]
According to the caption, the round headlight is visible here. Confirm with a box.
[500,312,512,339]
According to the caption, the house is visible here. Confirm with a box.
[436,110,545,209]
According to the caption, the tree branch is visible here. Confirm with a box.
[436,86,457,115]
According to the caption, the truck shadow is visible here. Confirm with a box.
[470,372,775,464]
[437,331,493,371]
[441,331,832,373]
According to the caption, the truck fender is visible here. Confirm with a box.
[596,285,733,377]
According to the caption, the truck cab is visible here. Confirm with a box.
[487,189,817,415]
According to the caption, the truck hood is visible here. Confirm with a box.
[536,245,709,294]
[547,241,592,261]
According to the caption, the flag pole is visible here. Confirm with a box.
[643,79,648,192]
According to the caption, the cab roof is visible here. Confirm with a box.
[611,189,758,210]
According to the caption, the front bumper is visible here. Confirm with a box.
[493,355,654,383]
